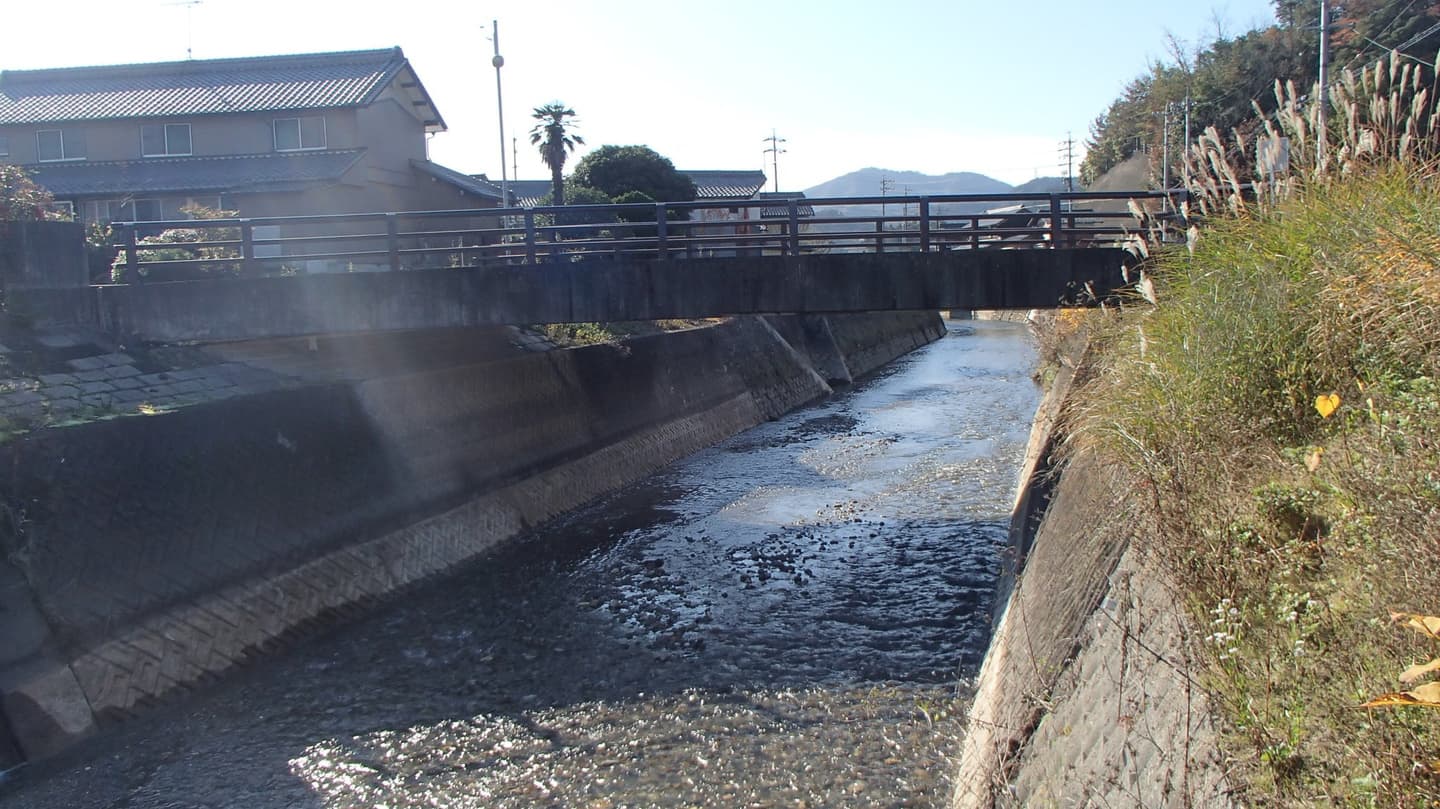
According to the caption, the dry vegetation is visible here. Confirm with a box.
[536,319,720,347]
[1066,53,1440,805]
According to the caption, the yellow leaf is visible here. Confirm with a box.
[1304,447,1324,472]
[1400,657,1440,685]
[1315,393,1341,419]
[1406,681,1440,703]
[1360,682,1440,709]
[1391,612,1440,640]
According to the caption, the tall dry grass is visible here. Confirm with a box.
[1067,52,1440,805]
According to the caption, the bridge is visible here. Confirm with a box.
[23,190,1178,343]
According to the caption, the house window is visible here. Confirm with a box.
[273,116,326,151]
[141,123,192,157]
[183,196,223,215]
[52,201,74,219]
[0,135,8,157]
[105,199,162,222]
[37,128,86,162]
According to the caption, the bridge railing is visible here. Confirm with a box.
[106,190,1185,283]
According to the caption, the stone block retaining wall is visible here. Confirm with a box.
[950,335,1235,808]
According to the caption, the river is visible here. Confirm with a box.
[1,319,1039,808]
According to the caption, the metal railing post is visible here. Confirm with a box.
[875,220,885,253]
[656,204,668,259]
[386,214,401,271]
[240,221,256,277]
[1049,194,1063,247]
[123,225,139,281]
[787,201,800,256]
[524,210,537,265]
[918,199,931,252]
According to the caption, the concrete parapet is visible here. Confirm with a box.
[0,221,88,292]
[0,311,943,763]
[4,249,1126,343]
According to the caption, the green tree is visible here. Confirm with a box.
[535,185,615,227]
[570,145,697,205]
[529,103,583,207]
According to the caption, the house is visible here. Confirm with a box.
[501,170,800,256]
[0,48,501,225]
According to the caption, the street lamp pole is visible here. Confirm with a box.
[492,20,509,208]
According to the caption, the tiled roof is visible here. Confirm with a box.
[499,172,766,208]
[412,161,502,201]
[500,179,555,208]
[682,170,767,199]
[757,191,815,218]
[24,149,365,197]
[0,48,443,129]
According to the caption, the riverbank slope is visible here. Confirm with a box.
[0,311,944,765]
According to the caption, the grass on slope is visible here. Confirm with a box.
[1072,162,1440,806]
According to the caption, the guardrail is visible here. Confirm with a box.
[108,190,1186,282]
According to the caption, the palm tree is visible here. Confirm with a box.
[529,103,583,206]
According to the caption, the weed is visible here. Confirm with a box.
[1063,54,1440,805]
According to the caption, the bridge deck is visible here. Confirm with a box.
[80,249,1132,343]
[17,191,1170,342]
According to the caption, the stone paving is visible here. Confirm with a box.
[0,330,297,433]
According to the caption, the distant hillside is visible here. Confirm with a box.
[804,168,1013,199]
[1012,176,1070,194]
[802,168,1073,225]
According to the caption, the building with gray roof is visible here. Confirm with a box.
[0,48,499,224]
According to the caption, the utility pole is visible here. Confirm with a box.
[1182,95,1192,187]
[1317,0,1331,167]
[1056,133,1075,192]
[491,20,509,208]
[762,129,786,192]
[880,175,895,220]
[512,137,518,184]
[1161,103,1172,194]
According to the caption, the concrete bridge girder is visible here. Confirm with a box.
[29,249,1130,343]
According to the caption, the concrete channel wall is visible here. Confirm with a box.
[951,335,1235,807]
[0,311,945,764]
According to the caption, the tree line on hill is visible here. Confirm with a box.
[1081,0,1440,186]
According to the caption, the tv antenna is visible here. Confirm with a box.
[762,129,786,192]
[164,0,204,59]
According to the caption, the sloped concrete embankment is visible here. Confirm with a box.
[0,311,945,764]
[951,344,1235,808]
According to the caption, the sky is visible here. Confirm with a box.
[5,0,1281,190]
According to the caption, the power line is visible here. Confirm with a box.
[1394,17,1440,53]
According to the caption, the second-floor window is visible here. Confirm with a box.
[141,123,192,157]
[0,135,9,157]
[273,116,325,151]
[37,128,86,162]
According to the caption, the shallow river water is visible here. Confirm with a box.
[1,319,1039,808]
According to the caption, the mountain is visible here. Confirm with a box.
[1012,176,1070,194]
[800,169,1074,228]
[804,168,1013,199]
